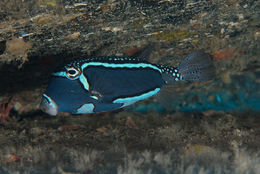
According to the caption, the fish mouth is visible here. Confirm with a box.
[40,94,58,116]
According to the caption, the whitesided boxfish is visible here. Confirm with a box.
[40,51,215,116]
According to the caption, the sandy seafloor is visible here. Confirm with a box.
[0,0,259,173]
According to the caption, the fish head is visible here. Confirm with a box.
[40,64,94,115]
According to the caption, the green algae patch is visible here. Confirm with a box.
[155,30,197,42]
[38,0,57,7]
[130,19,150,29]
[248,18,260,27]
[36,16,54,24]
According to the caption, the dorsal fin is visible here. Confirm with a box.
[67,56,149,68]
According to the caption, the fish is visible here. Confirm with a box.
[40,50,215,116]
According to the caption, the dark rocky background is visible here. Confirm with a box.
[0,0,259,173]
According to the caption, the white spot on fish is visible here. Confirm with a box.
[77,103,94,114]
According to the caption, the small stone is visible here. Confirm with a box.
[69,32,81,39]
[7,154,21,163]
[30,127,45,136]
[211,48,234,60]
[124,46,143,57]
[96,127,108,133]
[221,72,232,84]
[58,125,80,131]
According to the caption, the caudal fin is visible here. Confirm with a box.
[178,51,215,81]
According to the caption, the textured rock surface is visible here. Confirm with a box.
[0,0,259,173]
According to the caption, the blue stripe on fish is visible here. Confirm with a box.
[79,61,162,91]
[81,62,161,73]
[52,71,67,77]
[53,58,163,91]
[113,88,161,107]
[78,61,162,91]
[83,66,164,103]
[79,73,90,91]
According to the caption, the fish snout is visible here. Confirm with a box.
[40,94,58,116]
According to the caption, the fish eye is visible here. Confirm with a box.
[68,69,77,75]
[66,67,81,79]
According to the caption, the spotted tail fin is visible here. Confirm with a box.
[161,51,215,84]
[178,51,215,81]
